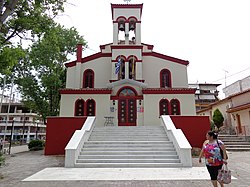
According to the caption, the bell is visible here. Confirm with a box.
[129,23,135,30]
[119,23,125,31]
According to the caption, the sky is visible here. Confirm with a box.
[56,0,250,99]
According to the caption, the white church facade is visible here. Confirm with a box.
[59,4,196,127]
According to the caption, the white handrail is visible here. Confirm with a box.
[161,115,192,167]
[65,117,96,168]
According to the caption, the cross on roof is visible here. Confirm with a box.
[124,0,131,4]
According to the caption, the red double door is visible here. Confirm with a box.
[118,98,137,126]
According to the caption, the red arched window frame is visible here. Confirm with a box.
[170,99,181,115]
[159,99,170,116]
[83,69,94,88]
[160,69,172,88]
[86,99,96,116]
[75,99,85,116]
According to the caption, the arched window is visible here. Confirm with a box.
[170,99,180,115]
[75,99,84,116]
[159,99,169,116]
[83,69,94,88]
[86,99,95,116]
[118,59,125,80]
[160,69,171,88]
[119,88,136,96]
[128,58,136,79]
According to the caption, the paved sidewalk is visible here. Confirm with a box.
[0,150,250,187]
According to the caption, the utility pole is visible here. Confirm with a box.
[3,77,14,143]
[223,69,229,88]
[0,76,6,113]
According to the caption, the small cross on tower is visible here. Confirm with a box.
[124,0,131,4]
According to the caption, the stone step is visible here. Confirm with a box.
[75,126,181,168]
[91,132,166,135]
[89,137,168,139]
[78,155,179,159]
[85,141,171,144]
[88,138,169,141]
[80,150,177,155]
[94,126,164,129]
[81,147,175,151]
[225,145,250,148]
[223,142,250,145]
[90,134,167,137]
[74,163,183,168]
[83,143,172,148]
[76,158,181,163]
[226,147,250,151]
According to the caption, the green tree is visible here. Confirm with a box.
[212,108,224,130]
[14,24,86,121]
[0,0,67,75]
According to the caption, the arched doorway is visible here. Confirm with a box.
[118,87,137,126]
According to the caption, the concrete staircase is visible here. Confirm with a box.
[75,126,182,168]
[218,134,250,151]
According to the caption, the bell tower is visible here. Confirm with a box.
[111,4,143,45]
[110,4,143,82]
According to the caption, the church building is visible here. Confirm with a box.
[59,3,196,127]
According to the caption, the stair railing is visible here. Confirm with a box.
[161,115,192,167]
[64,116,96,167]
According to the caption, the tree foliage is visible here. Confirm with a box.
[0,0,67,74]
[212,108,224,130]
[14,24,86,121]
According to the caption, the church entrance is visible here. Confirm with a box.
[118,87,137,126]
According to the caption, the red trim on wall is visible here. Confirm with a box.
[77,44,82,62]
[117,86,138,96]
[45,117,87,155]
[109,79,145,83]
[160,69,172,88]
[170,99,181,115]
[159,99,170,115]
[111,45,143,49]
[142,88,196,94]
[65,61,76,68]
[227,102,250,113]
[141,43,154,50]
[65,53,112,68]
[83,69,94,88]
[116,16,127,22]
[142,52,189,66]
[170,116,210,148]
[115,55,126,61]
[86,99,96,116]
[128,16,138,22]
[111,95,143,100]
[60,89,112,94]
[112,59,142,62]
[111,4,143,20]
[74,99,85,116]
[99,43,112,51]
[113,20,141,23]
[127,55,138,61]
[82,52,111,63]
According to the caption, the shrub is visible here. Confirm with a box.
[0,152,5,166]
[213,108,224,130]
[28,140,45,151]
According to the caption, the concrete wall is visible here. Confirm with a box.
[170,116,210,148]
[60,94,111,126]
[143,94,196,126]
[45,117,86,155]
[142,56,188,88]
[223,75,250,97]
[66,57,112,89]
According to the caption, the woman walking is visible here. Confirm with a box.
[198,131,228,187]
